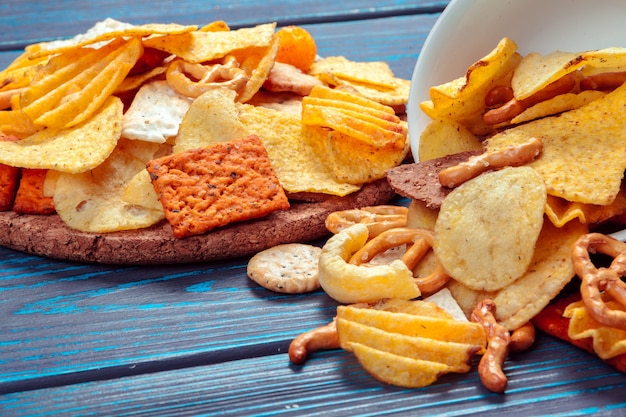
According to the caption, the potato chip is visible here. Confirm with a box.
[53,138,165,233]
[434,167,547,292]
[174,88,247,153]
[318,224,420,303]
[236,34,280,103]
[369,298,453,319]
[121,169,164,213]
[447,219,587,331]
[564,299,626,360]
[0,96,122,173]
[417,118,483,162]
[337,319,476,372]
[310,56,398,89]
[27,18,196,58]
[485,81,626,205]
[142,23,276,64]
[236,103,360,196]
[348,342,451,388]
[336,305,486,346]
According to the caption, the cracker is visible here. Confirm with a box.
[0,164,20,211]
[12,169,55,214]
[247,243,322,293]
[147,135,290,238]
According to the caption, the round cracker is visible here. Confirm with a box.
[434,166,547,292]
[0,179,395,264]
[247,243,322,293]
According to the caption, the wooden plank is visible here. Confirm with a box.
[2,335,625,416]
[0,1,448,50]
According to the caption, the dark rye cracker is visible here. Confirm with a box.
[386,150,482,209]
[146,135,290,239]
[0,178,395,264]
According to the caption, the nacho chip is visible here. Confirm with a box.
[142,23,276,64]
[545,186,626,227]
[485,81,626,205]
[235,34,280,103]
[236,103,359,196]
[434,167,547,292]
[0,96,122,173]
[447,219,587,331]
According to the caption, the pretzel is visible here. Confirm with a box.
[484,85,514,107]
[166,56,249,98]
[438,137,543,188]
[288,319,339,365]
[325,205,408,238]
[483,72,576,125]
[580,71,626,91]
[349,227,450,296]
[509,321,535,353]
[470,299,511,393]
[572,232,626,331]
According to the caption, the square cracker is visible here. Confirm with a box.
[147,135,289,238]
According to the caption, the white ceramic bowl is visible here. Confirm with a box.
[407,0,626,161]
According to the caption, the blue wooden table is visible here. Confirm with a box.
[1,1,625,416]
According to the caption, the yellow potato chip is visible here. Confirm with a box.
[26,18,196,58]
[336,305,486,346]
[236,34,280,103]
[564,299,626,360]
[510,90,606,125]
[330,77,411,107]
[0,96,122,173]
[142,23,276,64]
[174,88,247,153]
[417,118,483,162]
[308,127,409,184]
[485,81,626,205]
[348,342,451,388]
[122,169,164,212]
[447,219,587,331]
[236,103,358,195]
[337,319,477,372]
[53,138,165,233]
[369,298,453,319]
[310,56,398,89]
[434,167,547,292]
[318,224,420,303]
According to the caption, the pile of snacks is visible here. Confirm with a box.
[0,18,410,239]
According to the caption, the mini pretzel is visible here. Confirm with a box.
[288,319,339,365]
[325,205,408,238]
[348,227,450,296]
[166,56,249,98]
[438,137,542,188]
[572,232,626,331]
[470,299,511,393]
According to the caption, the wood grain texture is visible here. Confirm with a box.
[2,336,626,416]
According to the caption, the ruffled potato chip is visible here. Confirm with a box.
[0,96,122,173]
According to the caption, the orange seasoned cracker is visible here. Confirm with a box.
[146,135,290,238]
[0,164,20,211]
[13,169,55,214]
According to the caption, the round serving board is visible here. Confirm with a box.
[0,179,396,264]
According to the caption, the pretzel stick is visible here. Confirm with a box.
[572,233,626,331]
[580,71,626,91]
[509,322,535,353]
[483,72,576,125]
[438,137,542,188]
[471,299,511,393]
[288,319,339,365]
